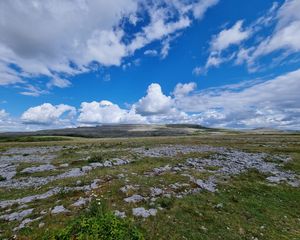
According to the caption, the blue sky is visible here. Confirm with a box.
[0,0,300,131]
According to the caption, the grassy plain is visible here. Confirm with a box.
[0,131,300,239]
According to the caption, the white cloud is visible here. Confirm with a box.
[194,1,300,74]
[173,82,197,97]
[19,85,49,97]
[127,0,219,55]
[21,103,76,125]
[78,100,146,124]
[0,0,138,87]
[236,0,300,70]
[161,39,171,59]
[211,20,251,52]
[86,29,127,66]
[135,83,173,115]
[47,77,71,89]
[128,9,191,54]
[0,109,8,119]
[2,67,300,131]
[0,0,219,92]
[144,50,158,57]
[196,20,251,74]
[192,0,220,19]
[175,68,300,129]
[0,61,23,86]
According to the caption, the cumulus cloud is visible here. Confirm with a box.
[135,83,173,115]
[2,66,300,131]
[176,68,300,129]
[21,103,76,125]
[0,0,219,93]
[0,109,8,119]
[173,82,197,97]
[78,100,146,124]
[0,0,137,89]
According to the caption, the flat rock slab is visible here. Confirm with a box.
[0,164,16,180]
[132,207,157,218]
[124,195,144,203]
[133,145,226,157]
[51,205,70,214]
[21,164,56,174]
[71,197,90,207]
[0,159,130,189]
[0,208,33,222]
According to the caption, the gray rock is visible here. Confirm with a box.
[0,187,62,209]
[133,145,226,158]
[13,217,42,231]
[81,166,92,172]
[21,164,56,174]
[112,158,129,166]
[124,195,144,203]
[0,146,63,164]
[195,179,217,192]
[0,164,16,180]
[120,185,137,193]
[72,197,89,207]
[132,207,157,218]
[114,210,126,218]
[89,162,103,168]
[152,165,172,175]
[90,179,101,189]
[59,168,84,178]
[150,187,163,197]
[0,208,34,221]
[51,205,69,214]
[103,161,112,167]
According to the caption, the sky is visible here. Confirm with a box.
[0,0,300,131]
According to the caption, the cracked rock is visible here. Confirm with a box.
[21,164,56,174]
[132,207,157,218]
[0,208,34,222]
[124,195,144,203]
[51,205,70,214]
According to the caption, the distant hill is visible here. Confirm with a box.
[0,124,217,138]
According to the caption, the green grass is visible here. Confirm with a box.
[0,132,299,239]
[140,171,300,240]
[39,200,144,240]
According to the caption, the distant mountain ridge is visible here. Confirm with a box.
[0,124,215,138]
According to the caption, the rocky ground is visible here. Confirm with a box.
[0,133,300,239]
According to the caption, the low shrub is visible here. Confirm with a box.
[156,197,174,209]
[45,200,144,240]
[87,152,105,163]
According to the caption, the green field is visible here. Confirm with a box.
[0,132,300,239]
